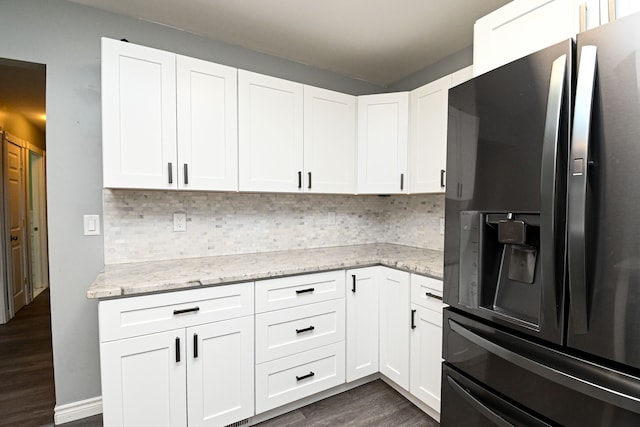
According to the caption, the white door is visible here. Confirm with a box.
[378,267,410,390]
[176,55,238,191]
[410,304,443,413]
[357,92,409,194]
[473,0,580,76]
[102,38,177,189]
[187,316,254,427]
[409,75,451,194]
[5,139,27,315]
[238,70,303,192]
[345,267,379,382]
[303,85,356,193]
[28,150,48,298]
[101,330,187,427]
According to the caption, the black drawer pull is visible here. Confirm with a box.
[411,309,417,329]
[296,326,315,334]
[168,162,173,184]
[173,307,200,315]
[184,164,189,185]
[175,337,181,363]
[193,333,198,359]
[400,173,404,190]
[308,172,312,189]
[425,292,443,301]
[298,171,302,189]
[296,371,315,381]
[351,274,356,293]
[295,288,315,295]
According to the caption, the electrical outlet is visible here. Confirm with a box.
[173,213,187,232]
[440,217,445,235]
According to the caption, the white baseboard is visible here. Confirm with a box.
[54,396,102,425]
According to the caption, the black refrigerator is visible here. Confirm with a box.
[442,12,640,426]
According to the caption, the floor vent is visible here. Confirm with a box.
[225,418,250,427]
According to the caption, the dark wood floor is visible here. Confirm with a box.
[256,380,438,427]
[0,289,55,427]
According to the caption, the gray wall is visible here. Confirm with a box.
[0,0,385,407]
[387,45,474,91]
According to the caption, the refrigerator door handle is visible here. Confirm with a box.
[449,318,640,415]
[540,53,567,328]
[568,45,598,334]
[446,376,516,427]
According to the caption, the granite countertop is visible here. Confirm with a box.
[87,243,444,299]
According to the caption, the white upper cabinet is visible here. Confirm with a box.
[409,75,451,194]
[102,38,177,189]
[238,70,304,192]
[102,38,238,191]
[176,55,238,191]
[303,85,356,193]
[601,0,640,23]
[357,92,409,194]
[474,0,601,76]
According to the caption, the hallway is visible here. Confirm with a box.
[0,289,55,426]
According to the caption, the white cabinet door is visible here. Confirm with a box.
[187,316,254,427]
[238,70,303,192]
[409,75,451,194]
[101,330,187,427]
[357,92,409,194]
[602,0,640,22]
[473,0,580,76]
[102,38,177,189]
[345,267,379,382]
[410,304,443,413]
[176,55,238,191]
[378,267,410,390]
[449,65,474,89]
[303,85,356,193]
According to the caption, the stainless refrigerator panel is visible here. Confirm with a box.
[568,12,640,369]
[443,309,640,426]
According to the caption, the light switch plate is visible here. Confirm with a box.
[83,214,100,236]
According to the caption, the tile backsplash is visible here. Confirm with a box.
[103,190,445,264]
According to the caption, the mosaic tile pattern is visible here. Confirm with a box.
[103,190,445,264]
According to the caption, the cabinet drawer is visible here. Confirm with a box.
[99,283,254,342]
[411,274,444,313]
[255,341,345,414]
[255,271,345,313]
[256,299,345,363]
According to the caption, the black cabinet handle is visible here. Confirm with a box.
[351,274,356,293]
[296,288,314,295]
[298,171,302,189]
[193,333,198,358]
[400,173,404,190]
[184,164,189,185]
[411,309,417,329]
[296,326,315,334]
[308,172,312,189]
[173,307,200,315]
[168,163,173,184]
[440,169,446,188]
[10,235,18,242]
[175,337,181,362]
[426,292,443,301]
[296,371,315,381]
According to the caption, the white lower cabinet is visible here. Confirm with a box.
[410,305,443,413]
[378,267,411,390]
[345,267,379,382]
[99,283,255,427]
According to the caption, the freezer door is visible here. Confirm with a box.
[443,309,640,426]
[568,12,640,369]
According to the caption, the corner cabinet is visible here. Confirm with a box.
[102,38,239,191]
[99,283,254,427]
[345,267,379,382]
[238,70,303,192]
[357,92,409,194]
[378,267,410,389]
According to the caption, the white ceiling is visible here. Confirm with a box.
[0,59,46,133]
[67,0,510,86]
